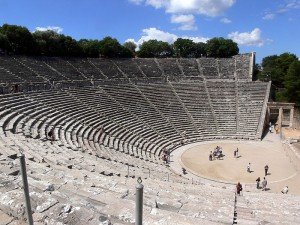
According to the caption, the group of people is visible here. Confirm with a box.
[161,148,170,164]
[209,146,224,161]
[249,164,269,190]
[255,177,268,191]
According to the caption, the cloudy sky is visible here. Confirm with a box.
[0,0,299,62]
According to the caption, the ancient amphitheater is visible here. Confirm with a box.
[0,53,299,225]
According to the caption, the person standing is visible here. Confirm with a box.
[265,165,269,176]
[262,177,267,191]
[256,177,261,189]
[247,163,251,173]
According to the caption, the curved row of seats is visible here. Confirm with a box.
[0,80,268,167]
[0,54,253,84]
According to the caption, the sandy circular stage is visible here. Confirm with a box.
[180,141,298,188]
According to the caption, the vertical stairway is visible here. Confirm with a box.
[233,193,258,224]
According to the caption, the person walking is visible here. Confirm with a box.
[236,182,243,195]
[262,177,267,191]
[265,165,269,176]
[256,177,261,189]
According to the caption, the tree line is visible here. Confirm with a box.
[256,53,300,106]
[0,24,239,58]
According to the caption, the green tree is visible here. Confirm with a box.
[284,61,300,105]
[260,53,297,88]
[0,33,10,53]
[173,38,195,57]
[206,37,238,58]
[194,42,207,57]
[137,40,173,58]
[33,30,83,57]
[0,24,36,54]
[99,37,133,58]
[123,41,137,55]
[259,52,298,103]
[173,38,207,58]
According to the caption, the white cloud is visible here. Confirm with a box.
[135,28,178,45]
[129,0,144,4]
[171,14,197,30]
[126,27,209,49]
[130,0,236,17]
[182,36,209,43]
[262,13,275,20]
[262,0,300,20]
[146,0,165,8]
[35,26,63,34]
[228,28,265,47]
[220,17,232,24]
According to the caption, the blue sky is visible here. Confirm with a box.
[0,0,299,62]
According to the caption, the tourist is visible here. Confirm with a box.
[236,182,243,195]
[264,165,269,176]
[166,149,170,164]
[281,186,289,194]
[262,177,267,191]
[256,177,261,189]
[247,163,251,173]
[275,124,279,134]
[234,149,236,158]
[236,148,239,158]
[48,129,55,144]
[162,154,167,164]
[209,152,213,161]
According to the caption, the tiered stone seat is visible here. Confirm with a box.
[43,57,87,81]
[158,58,183,78]
[0,54,255,83]
[235,53,251,80]
[136,83,199,140]
[178,58,201,77]
[171,82,217,137]
[135,58,163,77]
[66,58,107,80]
[237,82,268,136]
[89,58,123,79]
[99,83,183,149]
[198,58,219,79]
[0,66,22,84]
[17,56,66,82]
[235,193,300,224]
[217,58,235,79]
[0,56,45,83]
[66,87,163,159]
[206,81,237,135]
[0,130,237,225]
[113,59,145,78]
